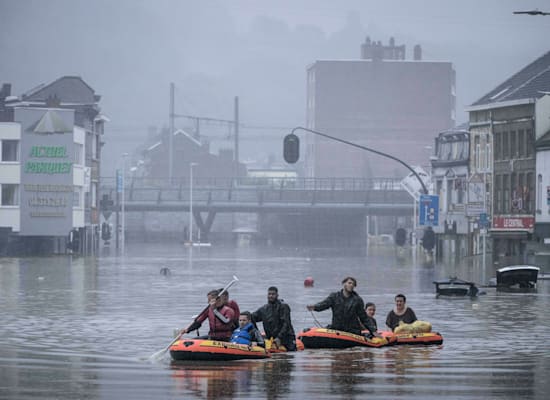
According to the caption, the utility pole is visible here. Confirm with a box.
[234,96,239,177]
[169,82,175,184]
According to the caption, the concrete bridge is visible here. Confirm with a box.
[100,177,413,245]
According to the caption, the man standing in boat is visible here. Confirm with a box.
[252,286,297,351]
[180,289,235,341]
[307,277,377,337]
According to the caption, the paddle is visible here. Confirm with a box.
[149,275,239,361]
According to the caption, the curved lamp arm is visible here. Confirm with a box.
[291,126,428,195]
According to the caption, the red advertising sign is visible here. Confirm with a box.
[492,216,534,230]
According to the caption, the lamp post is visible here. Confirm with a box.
[121,153,128,254]
[286,127,429,194]
[189,162,198,244]
[284,126,429,255]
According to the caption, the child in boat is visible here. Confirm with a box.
[230,311,265,347]
[364,302,378,331]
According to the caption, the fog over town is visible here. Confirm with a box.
[2,0,549,173]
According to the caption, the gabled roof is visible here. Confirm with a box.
[472,51,550,107]
[30,110,72,133]
[536,130,550,150]
[22,76,99,104]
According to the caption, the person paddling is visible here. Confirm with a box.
[180,289,235,341]
[307,276,378,338]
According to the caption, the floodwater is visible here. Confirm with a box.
[1,244,549,400]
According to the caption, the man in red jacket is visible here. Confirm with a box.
[181,289,235,341]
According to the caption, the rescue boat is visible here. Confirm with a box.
[378,330,444,345]
[298,327,391,349]
[169,338,270,361]
[264,338,305,353]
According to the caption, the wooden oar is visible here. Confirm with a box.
[149,275,239,361]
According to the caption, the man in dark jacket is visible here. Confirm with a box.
[307,276,377,337]
[252,287,297,351]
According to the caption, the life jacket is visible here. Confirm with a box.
[230,322,254,345]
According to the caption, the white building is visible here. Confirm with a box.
[0,77,105,255]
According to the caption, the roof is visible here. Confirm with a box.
[472,51,550,107]
[22,76,99,104]
[30,110,72,133]
[536,130,550,149]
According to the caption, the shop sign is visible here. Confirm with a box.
[492,216,534,230]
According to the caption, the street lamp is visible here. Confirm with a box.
[189,162,198,244]
[121,153,128,254]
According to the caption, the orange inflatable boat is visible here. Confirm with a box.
[298,327,392,349]
[264,338,305,353]
[377,330,444,345]
[170,339,270,361]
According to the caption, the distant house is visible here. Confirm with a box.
[141,128,246,182]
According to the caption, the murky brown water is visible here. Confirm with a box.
[1,244,549,399]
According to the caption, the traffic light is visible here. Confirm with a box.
[422,227,435,251]
[395,228,407,247]
[283,133,300,163]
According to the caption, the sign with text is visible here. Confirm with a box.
[467,174,486,216]
[16,108,74,236]
[400,166,431,201]
[492,216,534,231]
[419,194,439,226]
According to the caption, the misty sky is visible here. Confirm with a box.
[1,0,549,173]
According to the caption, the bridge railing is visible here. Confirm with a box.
[99,176,410,206]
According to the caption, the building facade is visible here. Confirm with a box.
[467,51,550,266]
[0,77,105,255]
[305,37,455,179]
[430,128,470,260]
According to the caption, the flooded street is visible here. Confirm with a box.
[1,244,549,399]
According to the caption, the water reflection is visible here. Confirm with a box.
[256,355,294,400]
[171,361,258,399]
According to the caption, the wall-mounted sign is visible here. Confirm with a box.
[16,108,74,236]
[492,216,534,231]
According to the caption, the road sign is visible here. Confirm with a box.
[400,166,431,201]
[419,194,439,226]
[479,212,489,228]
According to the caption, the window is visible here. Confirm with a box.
[74,143,83,164]
[474,136,481,167]
[527,172,534,212]
[1,140,19,162]
[526,129,534,157]
[518,130,525,157]
[1,184,19,206]
[494,132,501,161]
[73,188,81,207]
[502,131,509,159]
[503,174,510,213]
[510,131,516,158]
[495,175,502,213]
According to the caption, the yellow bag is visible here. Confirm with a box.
[394,320,432,334]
